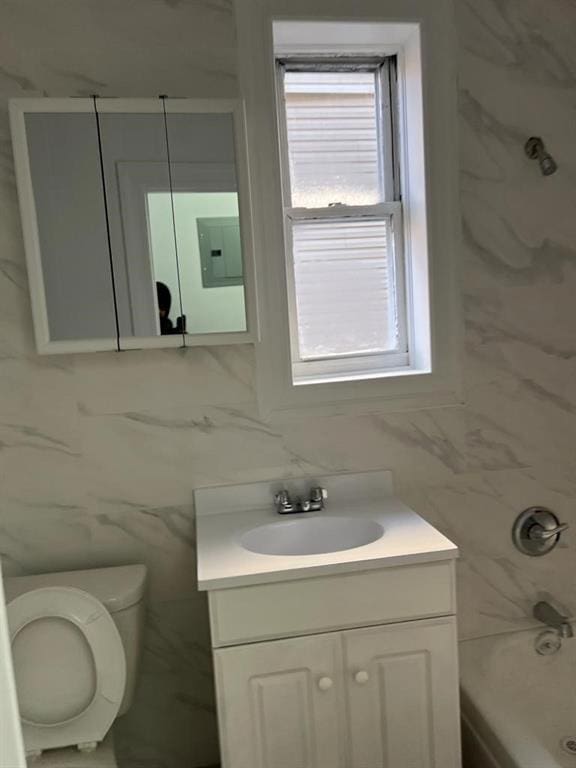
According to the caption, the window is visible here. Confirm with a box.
[235,13,461,414]
[277,59,408,384]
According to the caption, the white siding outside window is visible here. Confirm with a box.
[284,72,382,207]
[292,218,397,359]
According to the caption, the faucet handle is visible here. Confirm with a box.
[513,507,568,556]
[274,489,292,511]
[529,522,569,541]
[309,487,328,503]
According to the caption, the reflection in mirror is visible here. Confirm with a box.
[163,109,247,336]
[148,192,246,334]
[24,112,117,344]
[100,105,247,344]
[96,108,184,341]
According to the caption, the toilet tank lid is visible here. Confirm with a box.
[3,565,147,613]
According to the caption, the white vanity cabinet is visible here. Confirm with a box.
[209,562,461,768]
[195,472,461,768]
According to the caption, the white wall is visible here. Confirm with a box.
[148,192,246,334]
[0,567,26,768]
[1,2,576,768]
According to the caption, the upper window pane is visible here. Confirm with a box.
[284,71,382,208]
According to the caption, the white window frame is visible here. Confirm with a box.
[235,7,463,417]
[276,58,410,384]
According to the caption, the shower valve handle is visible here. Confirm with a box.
[529,522,569,541]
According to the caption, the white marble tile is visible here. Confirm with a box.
[73,345,255,415]
[86,501,199,602]
[115,598,219,768]
[399,466,576,641]
[277,406,469,482]
[78,402,323,506]
[0,500,94,577]
[0,499,201,596]
[0,0,238,100]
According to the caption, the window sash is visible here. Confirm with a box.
[277,57,399,208]
[284,205,407,367]
[286,201,400,221]
[276,58,408,380]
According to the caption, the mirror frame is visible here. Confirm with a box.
[9,97,259,354]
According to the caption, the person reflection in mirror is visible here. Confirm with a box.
[156,281,175,334]
[156,281,186,335]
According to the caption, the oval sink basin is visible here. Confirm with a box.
[240,516,384,557]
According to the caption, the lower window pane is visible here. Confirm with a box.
[292,218,399,360]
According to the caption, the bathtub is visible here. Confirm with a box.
[460,625,576,768]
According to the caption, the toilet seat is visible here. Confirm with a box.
[7,587,126,756]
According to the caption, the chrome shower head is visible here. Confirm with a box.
[525,136,558,176]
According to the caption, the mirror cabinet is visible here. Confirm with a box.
[9,98,256,354]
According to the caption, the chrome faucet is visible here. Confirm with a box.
[533,601,574,638]
[274,487,328,514]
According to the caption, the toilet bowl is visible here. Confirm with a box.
[5,565,147,766]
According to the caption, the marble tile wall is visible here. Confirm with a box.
[0,0,575,766]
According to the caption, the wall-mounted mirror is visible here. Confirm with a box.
[9,98,257,354]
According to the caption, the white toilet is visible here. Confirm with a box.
[4,565,147,766]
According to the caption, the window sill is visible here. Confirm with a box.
[293,361,428,387]
[258,354,463,420]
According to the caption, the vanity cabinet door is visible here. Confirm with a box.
[343,617,461,768]
[214,633,346,768]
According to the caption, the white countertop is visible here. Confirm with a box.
[0,562,26,768]
[195,472,458,590]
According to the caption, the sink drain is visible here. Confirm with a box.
[561,737,576,755]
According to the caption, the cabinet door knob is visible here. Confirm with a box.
[317,676,333,691]
[354,670,370,685]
